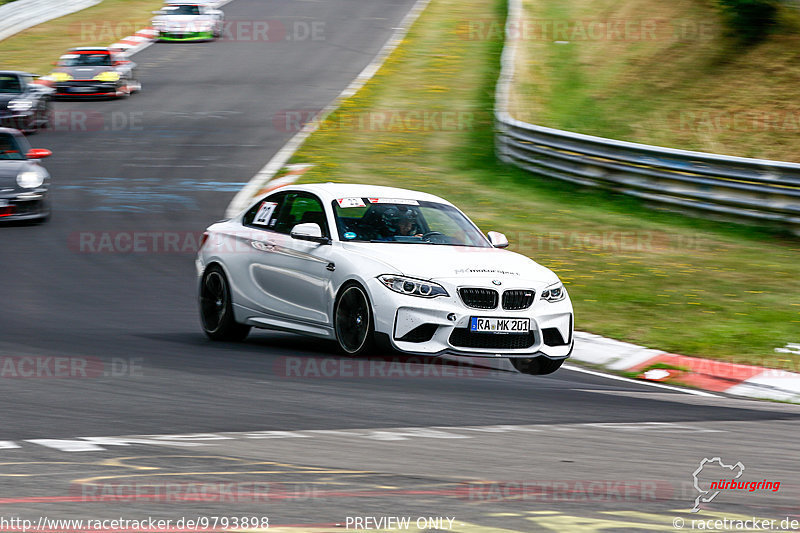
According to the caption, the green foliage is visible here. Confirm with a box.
[718,0,778,43]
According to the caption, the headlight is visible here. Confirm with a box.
[94,71,121,82]
[50,72,72,82]
[17,170,44,189]
[8,99,33,112]
[379,275,448,298]
[541,282,567,303]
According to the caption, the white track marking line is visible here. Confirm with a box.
[562,363,719,397]
[14,422,722,452]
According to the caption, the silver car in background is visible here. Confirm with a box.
[0,128,51,222]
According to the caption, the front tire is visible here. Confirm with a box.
[200,265,250,341]
[511,357,564,375]
[334,283,374,356]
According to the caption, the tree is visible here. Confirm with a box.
[718,0,778,43]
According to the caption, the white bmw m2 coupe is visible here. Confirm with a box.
[197,184,573,374]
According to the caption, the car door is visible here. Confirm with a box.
[242,192,336,325]
[222,191,288,316]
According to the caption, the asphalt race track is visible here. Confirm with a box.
[0,0,798,530]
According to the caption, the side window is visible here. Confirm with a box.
[243,192,286,229]
[272,193,329,236]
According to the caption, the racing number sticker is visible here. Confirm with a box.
[253,201,278,225]
[336,197,366,208]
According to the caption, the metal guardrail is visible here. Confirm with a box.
[495,0,800,232]
[0,0,102,43]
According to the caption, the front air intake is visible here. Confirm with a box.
[458,288,499,309]
[502,289,535,310]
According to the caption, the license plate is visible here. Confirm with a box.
[470,317,530,334]
[71,87,94,93]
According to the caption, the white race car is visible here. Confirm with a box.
[152,2,224,41]
[197,184,574,374]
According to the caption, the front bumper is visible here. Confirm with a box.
[55,81,120,98]
[158,30,214,41]
[0,191,49,221]
[368,278,574,359]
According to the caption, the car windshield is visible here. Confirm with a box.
[163,5,201,15]
[332,198,491,247]
[0,75,22,94]
[0,134,24,161]
[59,53,112,67]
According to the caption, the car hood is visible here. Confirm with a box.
[155,15,214,24]
[56,66,113,79]
[339,242,559,285]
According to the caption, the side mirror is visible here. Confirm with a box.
[27,149,52,159]
[290,223,330,244]
[487,231,509,248]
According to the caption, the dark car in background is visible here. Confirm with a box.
[48,48,141,99]
[0,72,52,134]
[0,128,51,222]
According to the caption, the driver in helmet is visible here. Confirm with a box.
[381,206,422,238]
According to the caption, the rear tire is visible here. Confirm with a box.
[334,283,374,356]
[511,357,564,375]
[200,265,250,341]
